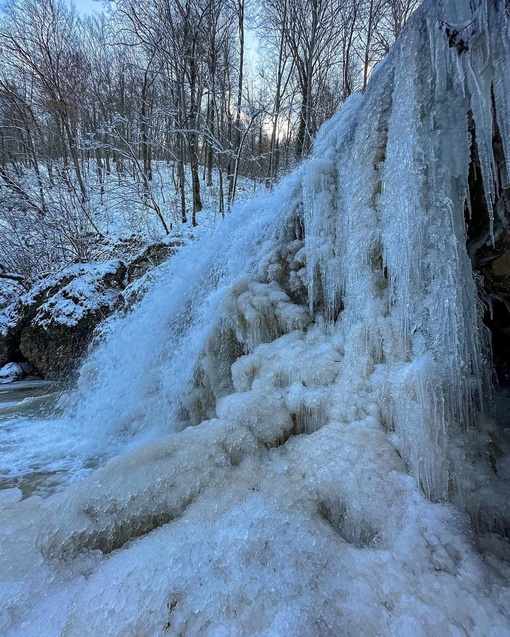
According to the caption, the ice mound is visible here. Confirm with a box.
[2,414,509,635]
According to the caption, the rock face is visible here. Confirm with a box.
[0,327,17,369]
[126,241,182,284]
[0,261,126,379]
[467,126,510,383]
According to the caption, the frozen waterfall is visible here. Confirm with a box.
[1,0,510,634]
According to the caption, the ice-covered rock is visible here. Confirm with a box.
[0,361,23,383]
[0,240,185,378]
[0,261,126,378]
[15,261,126,379]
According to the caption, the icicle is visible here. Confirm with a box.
[491,0,510,188]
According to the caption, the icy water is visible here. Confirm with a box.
[0,382,64,496]
[0,380,59,410]
[0,381,104,497]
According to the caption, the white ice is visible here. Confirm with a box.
[1,0,510,634]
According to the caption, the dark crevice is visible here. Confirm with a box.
[248,412,310,452]
[466,108,510,387]
[317,498,380,548]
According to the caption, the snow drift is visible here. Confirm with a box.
[1,0,510,634]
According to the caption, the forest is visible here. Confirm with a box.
[0,0,417,285]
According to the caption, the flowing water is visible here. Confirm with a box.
[0,183,289,497]
[0,381,83,496]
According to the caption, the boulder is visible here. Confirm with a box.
[18,260,126,379]
[126,240,182,284]
[0,328,14,368]
[0,312,24,367]
[0,260,126,380]
[0,362,23,383]
[0,237,182,380]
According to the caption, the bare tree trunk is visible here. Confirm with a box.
[362,0,375,92]
[268,0,288,185]
[343,3,358,99]
[188,59,203,226]
[62,115,87,203]
[206,93,214,187]
[228,0,244,208]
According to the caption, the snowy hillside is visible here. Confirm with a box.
[1,0,510,634]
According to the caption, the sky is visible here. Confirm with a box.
[67,0,260,66]
[68,0,104,15]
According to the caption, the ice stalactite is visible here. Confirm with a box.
[301,0,508,502]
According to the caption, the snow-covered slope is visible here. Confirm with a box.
[1,0,510,634]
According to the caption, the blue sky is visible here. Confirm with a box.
[68,0,103,15]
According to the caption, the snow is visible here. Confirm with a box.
[0,160,260,296]
[32,262,123,328]
[0,0,510,634]
[84,163,263,242]
[1,260,125,334]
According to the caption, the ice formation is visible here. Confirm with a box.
[1,0,510,634]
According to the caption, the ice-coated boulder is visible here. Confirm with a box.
[17,261,127,379]
[0,361,23,383]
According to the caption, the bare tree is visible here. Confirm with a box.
[0,0,90,201]
[260,0,352,159]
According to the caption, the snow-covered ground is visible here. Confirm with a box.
[85,162,263,240]
[1,0,510,634]
[0,159,263,288]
